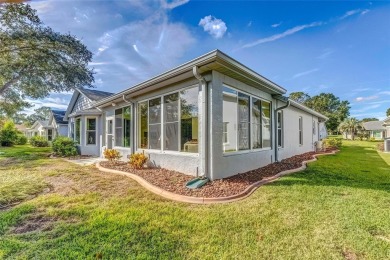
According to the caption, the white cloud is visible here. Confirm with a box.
[242,21,323,48]
[361,9,370,15]
[161,0,189,10]
[317,48,334,59]
[271,22,282,28]
[379,91,390,95]
[247,21,252,27]
[292,68,319,79]
[199,15,227,39]
[350,104,381,113]
[339,9,370,20]
[355,95,379,102]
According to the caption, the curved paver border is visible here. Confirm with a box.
[96,150,339,204]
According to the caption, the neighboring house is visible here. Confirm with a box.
[64,88,114,156]
[15,124,28,135]
[66,50,328,180]
[26,120,52,140]
[362,120,387,140]
[48,109,68,139]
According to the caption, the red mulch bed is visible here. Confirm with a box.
[100,149,336,198]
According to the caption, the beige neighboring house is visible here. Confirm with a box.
[383,117,390,138]
[362,120,387,140]
[15,124,28,135]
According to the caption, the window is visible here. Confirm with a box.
[222,87,238,152]
[252,98,261,149]
[277,111,283,147]
[262,101,271,148]
[71,122,75,139]
[164,93,179,151]
[138,102,148,149]
[223,122,228,144]
[222,85,272,153]
[299,116,303,145]
[149,97,162,149]
[138,87,199,153]
[75,118,81,144]
[47,129,53,141]
[114,106,131,147]
[312,120,316,135]
[86,118,96,145]
[181,88,198,152]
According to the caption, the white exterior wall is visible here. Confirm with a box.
[69,115,102,156]
[58,125,68,137]
[278,105,318,160]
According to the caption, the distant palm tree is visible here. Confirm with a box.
[338,118,363,140]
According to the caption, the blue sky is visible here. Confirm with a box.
[28,0,390,120]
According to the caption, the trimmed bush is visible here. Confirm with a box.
[129,152,148,169]
[323,138,342,149]
[52,136,78,156]
[15,134,28,145]
[103,149,121,163]
[30,136,49,147]
[377,143,384,152]
[0,121,18,146]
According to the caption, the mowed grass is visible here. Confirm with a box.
[0,142,389,259]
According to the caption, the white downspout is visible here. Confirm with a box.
[193,66,208,179]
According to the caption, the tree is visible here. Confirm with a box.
[288,92,310,104]
[387,108,390,117]
[0,120,19,146]
[0,3,94,117]
[361,118,379,122]
[338,118,362,140]
[25,106,51,125]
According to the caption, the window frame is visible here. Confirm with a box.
[85,117,97,146]
[299,116,303,146]
[277,111,283,148]
[112,105,132,148]
[137,85,199,155]
[75,117,81,145]
[222,84,272,156]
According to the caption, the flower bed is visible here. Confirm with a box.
[99,150,336,198]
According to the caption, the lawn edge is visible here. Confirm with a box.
[95,150,339,204]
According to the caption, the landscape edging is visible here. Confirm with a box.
[96,150,339,204]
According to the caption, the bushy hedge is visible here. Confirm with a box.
[15,134,28,145]
[52,136,78,156]
[30,136,49,147]
[323,138,342,149]
[0,121,18,146]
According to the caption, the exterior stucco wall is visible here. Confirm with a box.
[69,115,102,156]
[278,105,318,160]
[208,71,276,180]
[58,125,68,136]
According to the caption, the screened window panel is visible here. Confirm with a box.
[115,109,123,146]
[180,87,198,153]
[75,118,81,144]
[123,106,131,147]
[238,92,250,150]
[164,93,179,123]
[222,86,238,152]
[149,124,161,149]
[299,117,303,145]
[164,122,179,151]
[87,118,96,131]
[47,129,53,141]
[252,98,262,149]
[277,112,283,147]
[86,118,96,145]
[149,98,161,124]
[87,131,96,145]
[138,102,148,148]
[262,101,271,148]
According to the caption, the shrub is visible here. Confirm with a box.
[323,138,342,149]
[52,136,78,156]
[0,121,19,146]
[30,136,49,147]
[377,143,384,152]
[103,149,121,163]
[15,134,28,145]
[369,137,376,142]
[129,152,148,169]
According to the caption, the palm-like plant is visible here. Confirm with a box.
[338,118,363,140]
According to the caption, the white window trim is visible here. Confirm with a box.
[222,84,272,156]
[85,116,97,146]
[277,111,283,148]
[299,116,303,146]
[113,105,132,148]
[75,117,81,145]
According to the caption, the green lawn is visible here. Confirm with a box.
[0,142,389,259]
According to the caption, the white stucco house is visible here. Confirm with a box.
[66,50,327,180]
[48,109,68,139]
[26,120,51,139]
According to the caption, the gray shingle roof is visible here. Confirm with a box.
[51,110,67,124]
[363,121,385,130]
[78,88,114,101]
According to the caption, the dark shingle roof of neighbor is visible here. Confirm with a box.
[78,88,114,101]
[51,110,67,124]
[363,121,385,130]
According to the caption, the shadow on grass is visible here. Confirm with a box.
[269,144,390,193]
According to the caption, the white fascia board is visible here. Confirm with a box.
[289,99,329,121]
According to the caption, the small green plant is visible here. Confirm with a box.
[30,136,49,147]
[0,121,19,146]
[129,152,148,169]
[15,134,28,145]
[103,148,121,163]
[369,137,376,142]
[323,138,342,149]
[52,136,78,156]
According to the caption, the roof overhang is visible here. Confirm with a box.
[95,50,287,108]
[68,109,102,118]
[289,99,329,121]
